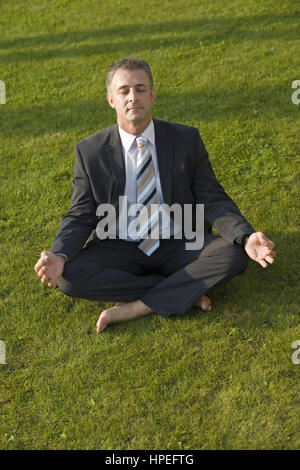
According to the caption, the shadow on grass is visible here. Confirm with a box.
[0,13,299,63]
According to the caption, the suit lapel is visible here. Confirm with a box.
[106,124,126,200]
[153,119,174,206]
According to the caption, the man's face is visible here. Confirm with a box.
[107,68,155,131]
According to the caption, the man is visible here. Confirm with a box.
[34,57,276,333]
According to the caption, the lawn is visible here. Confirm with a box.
[0,0,300,450]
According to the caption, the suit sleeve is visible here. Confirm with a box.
[50,144,98,261]
[192,129,255,244]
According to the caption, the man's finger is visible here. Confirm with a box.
[266,240,275,249]
[259,259,268,268]
[40,268,50,280]
[265,255,275,264]
[37,266,49,279]
[263,250,276,262]
[37,268,44,278]
[34,255,50,273]
[34,260,43,273]
[262,238,275,249]
[263,248,275,258]
[41,274,49,283]
[257,232,275,249]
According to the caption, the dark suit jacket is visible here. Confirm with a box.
[50,119,255,261]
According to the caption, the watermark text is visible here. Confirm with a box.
[96,197,205,250]
[0,340,6,365]
[291,340,300,365]
[0,80,5,104]
[291,80,300,105]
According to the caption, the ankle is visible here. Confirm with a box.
[135,300,152,315]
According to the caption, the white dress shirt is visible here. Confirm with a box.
[117,120,173,241]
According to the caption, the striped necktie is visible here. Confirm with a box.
[136,136,160,256]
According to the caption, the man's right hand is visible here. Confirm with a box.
[34,251,65,287]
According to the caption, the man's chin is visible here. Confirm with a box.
[127,109,143,119]
[128,115,145,125]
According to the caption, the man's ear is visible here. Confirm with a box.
[107,93,115,109]
[151,88,156,103]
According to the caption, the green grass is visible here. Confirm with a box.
[1,0,300,450]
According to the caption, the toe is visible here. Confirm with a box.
[96,311,108,333]
[198,295,212,311]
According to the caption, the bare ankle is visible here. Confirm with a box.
[133,300,152,315]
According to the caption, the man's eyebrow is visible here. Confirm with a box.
[117,83,147,90]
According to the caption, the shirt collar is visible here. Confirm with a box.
[141,120,155,147]
[118,120,155,152]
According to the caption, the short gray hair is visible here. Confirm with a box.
[106,57,154,92]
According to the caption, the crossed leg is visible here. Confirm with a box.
[96,294,212,333]
[57,236,247,333]
[95,235,246,332]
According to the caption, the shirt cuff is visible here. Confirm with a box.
[53,252,68,262]
[234,234,251,247]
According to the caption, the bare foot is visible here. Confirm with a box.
[194,294,212,311]
[96,309,111,333]
[96,300,153,333]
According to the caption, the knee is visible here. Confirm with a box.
[56,263,83,297]
[57,272,77,297]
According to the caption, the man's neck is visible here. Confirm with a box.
[117,117,152,136]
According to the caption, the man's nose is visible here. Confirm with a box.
[128,88,138,102]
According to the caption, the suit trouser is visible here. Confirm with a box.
[57,234,249,317]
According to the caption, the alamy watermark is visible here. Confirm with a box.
[0,80,5,104]
[0,340,6,365]
[291,80,300,105]
[95,197,205,250]
[291,340,300,365]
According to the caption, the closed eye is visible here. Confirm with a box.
[117,85,147,94]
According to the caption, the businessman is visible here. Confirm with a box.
[34,57,276,333]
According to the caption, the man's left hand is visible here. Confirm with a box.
[244,232,276,268]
